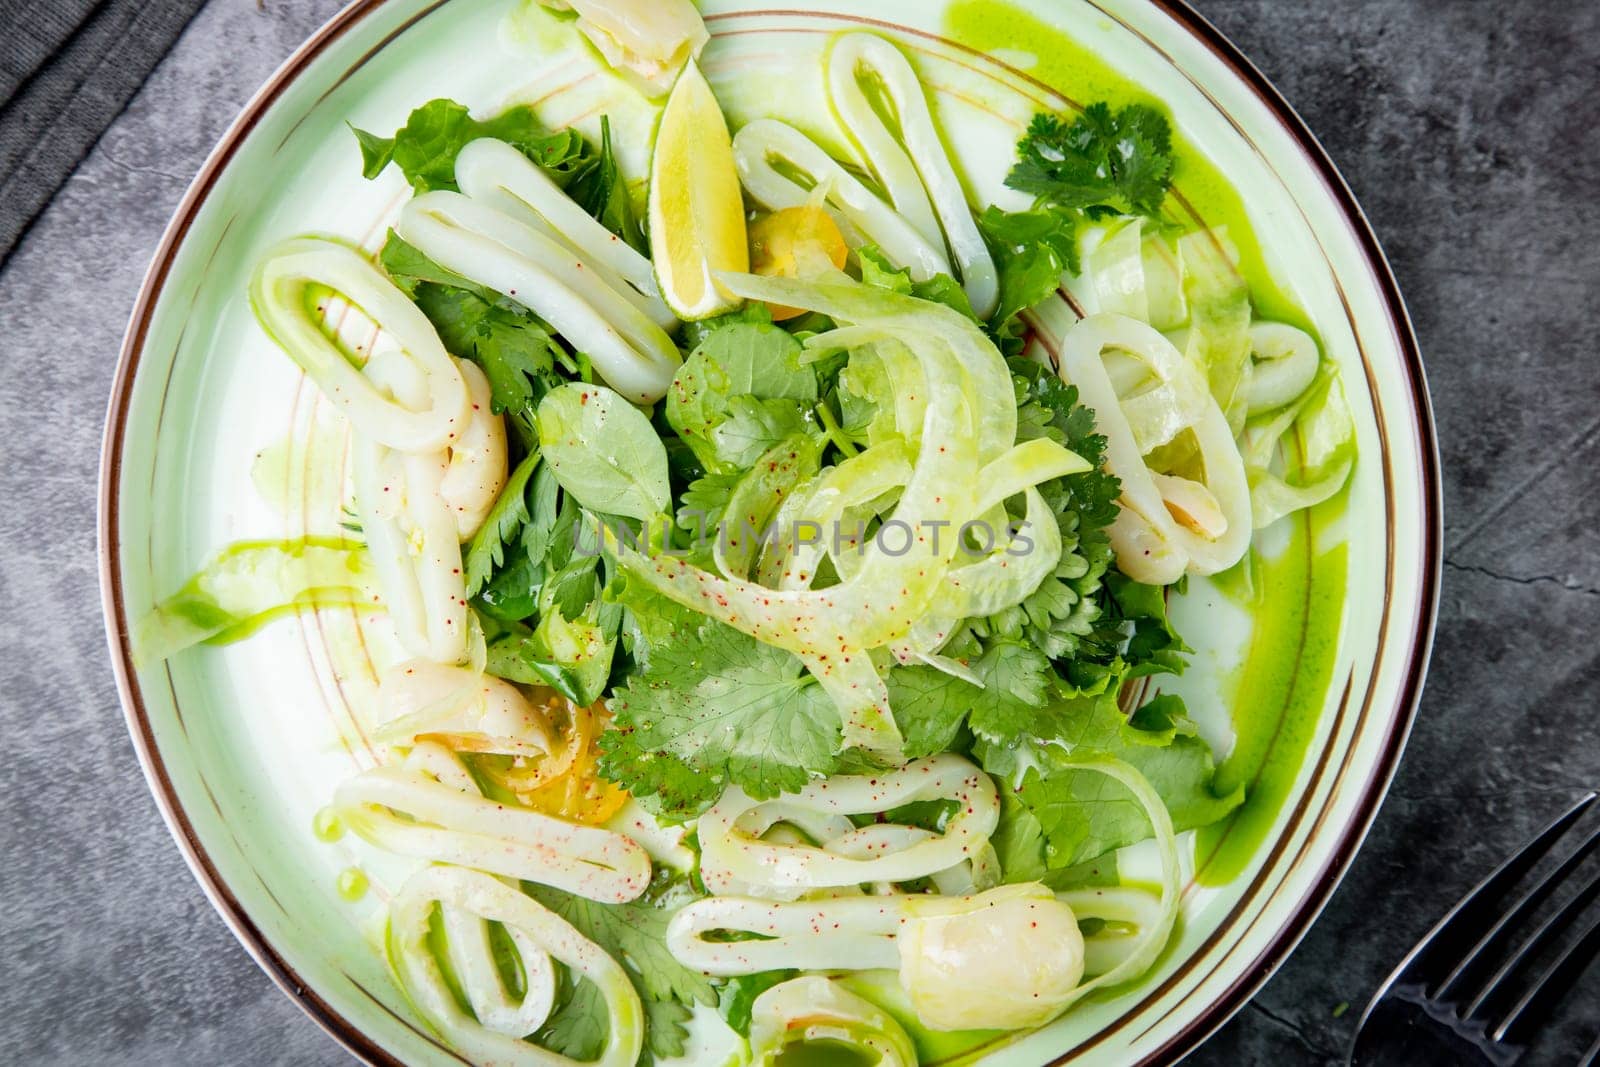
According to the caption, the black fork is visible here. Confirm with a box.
[1349,792,1600,1065]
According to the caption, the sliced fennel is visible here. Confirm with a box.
[334,742,651,903]
[1243,364,1356,528]
[612,275,997,760]
[389,864,644,1067]
[398,190,680,403]
[825,33,998,318]
[1075,218,1187,331]
[249,237,470,453]
[747,976,917,1067]
[1176,229,1254,434]
[733,119,951,283]
[697,754,1000,899]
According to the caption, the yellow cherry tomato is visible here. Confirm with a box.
[747,205,849,320]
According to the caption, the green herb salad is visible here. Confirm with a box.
[139,2,1357,1063]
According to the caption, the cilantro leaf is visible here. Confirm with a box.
[710,396,814,469]
[977,205,1079,338]
[1006,103,1174,218]
[534,978,608,1061]
[600,586,843,804]
[954,365,1122,666]
[963,639,1058,743]
[565,115,646,255]
[884,665,977,760]
[675,468,743,545]
[522,880,717,1009]
[350,98,590,193]
[463,453,538,597]
[990,788,1049,883]
[525,878,713,1064]
[641,997,693,1065]
[857,246,983,324]
[719,971,798,1037]
[380,232,569,449]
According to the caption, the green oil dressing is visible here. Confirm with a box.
[942,0,1316,335]
[312,807,345,843]
[776,1042,880,1067]
[249,419,352,517]
[337,867,370,901]
[1194,501,1348,885]
[835,972,1007,1065]
[133,537,374,666]
[942,1,1350,880]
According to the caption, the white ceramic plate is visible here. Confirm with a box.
[100,1,1440,1062]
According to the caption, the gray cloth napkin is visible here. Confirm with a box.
[0,0,207,266]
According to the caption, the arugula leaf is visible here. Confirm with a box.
[601,585,843,803]
[1006,103,1174,218]
[536,383,671,521]
[351,98,590,193]
[667,319,818,472]
[463,453,538,597]
[565,115,646,254]
[380,232,569,449]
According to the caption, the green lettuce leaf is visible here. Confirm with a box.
[351,98,590,193]
[979,691,1242,868]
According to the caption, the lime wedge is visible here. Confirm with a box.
[648,59,748,320]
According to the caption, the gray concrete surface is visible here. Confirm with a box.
[1,0,1596,1063]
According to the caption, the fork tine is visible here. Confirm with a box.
[1580,1027,1599,1067]
[1438,820,1600,1003]
[1491,903,1600,1045]
[1389,793,1596,988]
[1463,865,1600,1020]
